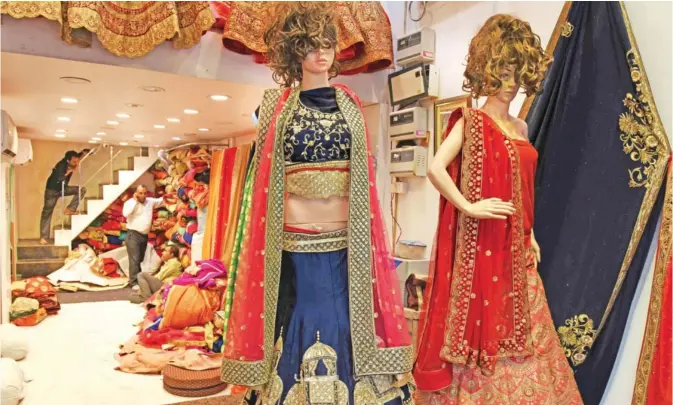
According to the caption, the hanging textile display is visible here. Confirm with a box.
[632,162,672,405]
[520,3,671,404]
[202,149,224,260]
[1,1,214,58]
[213,1,394,75]
[220,145,251,265]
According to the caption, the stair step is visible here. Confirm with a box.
[16,258,64,279]
[17,243,69,261]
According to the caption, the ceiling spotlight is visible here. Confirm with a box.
[56,129,67,133]
[107,120,119,125]
[210,95,230,102]
[172,137,182,141]
[134,134,145,139]
[153,124,166,129]
[88,140,98,144]
[183,109,199,115]
[61,97,78,104]
[116,113,131,119]
[167,118,180,123]
[92,137,102,141]
[96,131,106,136]
[119,142,129,146]
[198,128,210,132]
[57,116,71,122]
[140,86,166,93]
[60,76,91,85]
[55,134,66,138]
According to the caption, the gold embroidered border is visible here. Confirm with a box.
[283,229,348,253]
[0,1,62,22]
[632,166,672,405]
[285,160,350,173]
[518,1,573,120]
[596,2,672,339]
[286,169,350,199]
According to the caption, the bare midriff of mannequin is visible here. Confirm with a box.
[284,194,348,232]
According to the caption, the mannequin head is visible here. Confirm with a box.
[264,3,339,88]
[463,14,552,100]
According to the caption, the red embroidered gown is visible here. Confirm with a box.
[413,108,583,405]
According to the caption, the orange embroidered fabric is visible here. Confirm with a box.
[160,284,222,330]
[415,255,583,405]
[216,1,393,75]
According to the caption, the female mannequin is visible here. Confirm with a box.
[412,15,583,405]
[220,5,414,405]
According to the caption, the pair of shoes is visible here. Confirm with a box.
[128,293,145,304]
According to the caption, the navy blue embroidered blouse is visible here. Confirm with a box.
[284,87,351,163]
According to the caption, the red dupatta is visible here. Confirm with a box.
[221,85,412,388]
[414,108,532,391]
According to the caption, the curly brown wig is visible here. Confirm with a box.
[263,2,340,88]
[463,14,552,98]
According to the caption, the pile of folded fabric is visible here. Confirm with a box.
[72,190,133,253]
[115,259,227,374]
[48,244,128,291]
[10,277,60,325]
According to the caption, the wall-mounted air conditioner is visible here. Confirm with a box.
[1,110,18,160]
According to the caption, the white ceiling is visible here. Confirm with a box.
[0,52,266,146]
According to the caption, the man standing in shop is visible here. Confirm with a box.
[39,149,90,245]
[123,185,164,289]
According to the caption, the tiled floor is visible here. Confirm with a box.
[12,301,231,405]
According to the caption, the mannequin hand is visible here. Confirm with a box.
[464,198,515,220]
[531,235,542,264]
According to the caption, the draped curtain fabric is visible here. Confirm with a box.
[1,1,214,58]
[632,162,672,405]
[522,2,671,404]
[212,1,394,76]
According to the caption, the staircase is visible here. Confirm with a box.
[16,240,69,279]
[54,151,158,247]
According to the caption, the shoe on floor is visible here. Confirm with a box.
[128,293,145,304]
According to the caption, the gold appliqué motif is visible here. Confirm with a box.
[561,21,574,37]
[618,50,667,188]
[286,169,350,199]
[285,102,351,163]
[556,314,597,366]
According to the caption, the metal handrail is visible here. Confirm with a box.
[80,148,124,190]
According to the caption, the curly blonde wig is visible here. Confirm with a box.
[463,14,552,98]
[263,3,340,88]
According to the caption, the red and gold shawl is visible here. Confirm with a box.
[221,84,412,387]
[414,108,533,391]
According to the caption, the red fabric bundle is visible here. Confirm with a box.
[102,220,122,231]
[102,257,120,276]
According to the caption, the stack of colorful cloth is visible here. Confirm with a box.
[72,190,133,253]
[10,277,61,324]
[115,259,227,374]
[9,297,47,326]
[48,244,129,291]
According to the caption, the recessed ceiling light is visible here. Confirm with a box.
[153,124,166,129]
[210,95,230,101]
[61,97,78,104]
[116,113,131,119]
[92,137,102,141]
[119,142,129,146]
[55,134,66,138]
[167,118,181,123]
[88,140,98,144]
[56,129,67,133]
[57,116,70,122]
[140,86,165,93]
[96,131,106,136]
[107,120,119,125]
[134,134,145,139]
[172,137,182,141]
[60,76,91,85]
[183,109,199,115]
[198,128,210,132]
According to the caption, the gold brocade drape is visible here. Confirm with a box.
[202,149,224,260]
[1,1,214,58]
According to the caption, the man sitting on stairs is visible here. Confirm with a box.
[39,149,90,245]
[123,185,165,291]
